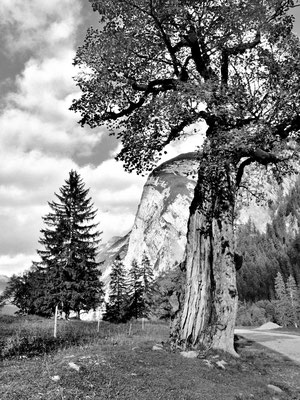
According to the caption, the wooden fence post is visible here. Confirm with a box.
[54,304,58,338]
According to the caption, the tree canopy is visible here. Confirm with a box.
[72,0,300,179]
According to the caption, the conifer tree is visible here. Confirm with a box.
[140,252,155,317]
[274,272,289,327]
[37,170,104,318]
[104,255,128,322]
[286,275,300,328]
[127,259,144,320]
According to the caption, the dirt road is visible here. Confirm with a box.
[235,328,300,364]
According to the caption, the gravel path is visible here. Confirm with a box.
[235,328,300,364]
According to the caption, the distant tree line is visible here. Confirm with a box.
[236,271,300,327]
[236,176,300,303]
[104,252,156,323]
[0,171,104,319]
[233,176,300,326]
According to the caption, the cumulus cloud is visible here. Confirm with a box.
[1,49,105,159]
[0,0,81,56]
[0,254,41,277]
[0,0,106,276]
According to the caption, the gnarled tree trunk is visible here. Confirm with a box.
[171,160,239,355]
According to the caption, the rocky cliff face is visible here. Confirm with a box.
[124,153,199,273]
[98,153,199,280]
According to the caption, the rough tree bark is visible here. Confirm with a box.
[171,159,239,356]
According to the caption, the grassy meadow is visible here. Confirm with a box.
[0,315,300,400]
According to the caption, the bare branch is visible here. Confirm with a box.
[238,184,263,200]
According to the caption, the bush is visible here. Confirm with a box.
[236,302,267,327]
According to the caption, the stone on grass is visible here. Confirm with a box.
[216,360,227,369]
[203,359,213,368]
[152,344,164,351]
[68,362,80,372]
[180,350,198,358]
[267,384,283,394]
[51,375,60,382]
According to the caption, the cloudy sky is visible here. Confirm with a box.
[0,2,300,277]
[0,0,204,277]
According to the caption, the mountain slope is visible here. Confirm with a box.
[98,153,199,283]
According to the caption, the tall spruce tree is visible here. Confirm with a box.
[140,252,155,317]
[274,271,289,327]
[127,259,144,319]
[37,170,104,318]
[286,275,300,328]
[104,255,128,322]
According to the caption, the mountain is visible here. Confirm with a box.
[98,153,199,282]
[98,233,130,283]
[0,275,9,295]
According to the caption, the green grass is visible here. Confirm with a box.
[0,315,146,359]
[1,316,300,399]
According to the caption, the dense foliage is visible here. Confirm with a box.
[237,176,300,302]
[1,171,104,318]
[72,1,300,176]
[104,253,155,322]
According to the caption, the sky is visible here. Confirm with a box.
[0,0,203,277]
[0,2,300,277]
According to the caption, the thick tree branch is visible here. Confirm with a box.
[131,78,177,92]
[161,111,208,147]
[184,27,212,80]
[221,31,261,85]
[100,78,178,122]
[227,31,261,56]
[101,97,147,121]
[236,148,281,186]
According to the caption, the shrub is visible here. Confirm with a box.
[236,302,267,327]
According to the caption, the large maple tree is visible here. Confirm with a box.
[72,0,300,354]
